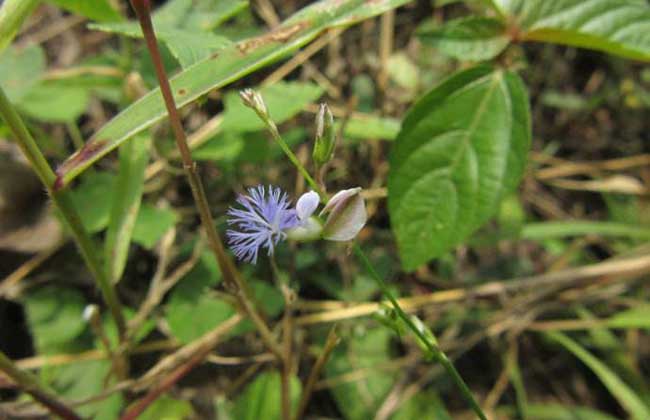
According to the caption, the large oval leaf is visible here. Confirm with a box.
[388,65,531,270]
[494,0,650,61]
[54,0,411,188]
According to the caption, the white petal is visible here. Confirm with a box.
[296,190,320,221]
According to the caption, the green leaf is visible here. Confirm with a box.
[0,44,45,102]
[55,0,412,187]
[105,136,151,284]
[388,65,531,270]
[251,280,285,318]
[417,16,510,61]
[183,0,248,31]
[138,396,193,420]
[192,131,245,161]
[221,81,323,132]
[167,293,234,343]
[166,251,231,343]
[132,204,179,248]
[92,21,231,69]
[50,359,123,419]
[89,0,232,68]
[607,305,650,329]
[49,0,122,22]
[232,372,301,420]
[326,328,396,420]
[0,0,39,52]
[70,171,114,233]
[493,0,650,61]
[546,331,650,420]
[23,287,86,354]
[17,81,90,122]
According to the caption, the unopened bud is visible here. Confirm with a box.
[239,89,268,118]
[83,304,100,323]
[320,187,367,241]
[286,190,323,241]
[312,103,336,166]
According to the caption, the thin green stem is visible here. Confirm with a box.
[0,350,82,420]
[262,118,325,200]
[0,86,127,341]
[353,245,487,420]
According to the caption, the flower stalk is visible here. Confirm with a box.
[129,0,283,360]
[244,91,487,420]
[0,85,127,341]
[240,89,326,201]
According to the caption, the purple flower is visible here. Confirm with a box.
[227,185,299,264]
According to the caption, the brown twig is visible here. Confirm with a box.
[129,0,283,361]
[133,314,243,392]
[0,351,82,420]
[120,350,204,420]
[293,253,650,326]
[293,326,340,420]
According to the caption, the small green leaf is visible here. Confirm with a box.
[50,359,123,419]
[0,44,45,102]
[49,0,122,22]
[105,136,151,284]
[192,131,244,161]
[607,305,650,329]
[251,280,285,318]
[70,171,114,233]
[166,251,231,343]
[221,82,323,132]
[92,20,231,68]
[232,372,301,420]
[167,294,234,343]
[183,0,248,31]
[494,0,650,61]
[23,287,86,354]
[89,0,232,68]
[132,204,179,249]
[388,65,531,270]
[17,81,90,122]
[326,328,396,420]
[546,331,650,420]
[0,0,40,52]
[55,0,413,186]
[417,16,510,61]
[138,396,194,420]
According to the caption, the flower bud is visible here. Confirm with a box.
[312,103,336,166]
[240,89,268,118]
[320,187,367,241]
[286,190,322,241]
[83,304,100,323]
